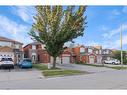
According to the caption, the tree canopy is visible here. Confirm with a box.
[29,6,87,68]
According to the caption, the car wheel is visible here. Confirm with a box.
[12,66,14,69]
[20,65,23,69]
[112,62,115,64]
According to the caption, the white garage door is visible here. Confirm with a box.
[62,57,70,64]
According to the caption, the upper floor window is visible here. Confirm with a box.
[88,48,92,53]
[103,50,109,54]
[15,44,19,49]
[80,47,85,53]
[0,41,12,47]
[42,44,46,49]
[96,51,99,54]
[32,45,36,49]
[99,50,101,54]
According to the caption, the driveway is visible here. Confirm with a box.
[0,64,127,89]
[0,67,42,82]
[57,64,116,73]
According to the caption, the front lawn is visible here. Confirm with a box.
[83,63,104,67]
[33,63,60,70]
[77,63,127,70]
[33,64,48,70]
[33,63,89,77]
[105,66,127,70]
[42,70,86,77]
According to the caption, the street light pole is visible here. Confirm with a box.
[120,24,123,67]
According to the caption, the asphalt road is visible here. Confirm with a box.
[0,65,127,89]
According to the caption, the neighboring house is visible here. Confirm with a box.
[72,45,97,64]
[23,42,72,64]
[102,49,113,61]
[93,46,102,64]
[0,36,23,64]
[23,42,46,63]
[24,42,114,64]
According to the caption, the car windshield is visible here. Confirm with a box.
[1,58,13,61]
[23,59,31,62]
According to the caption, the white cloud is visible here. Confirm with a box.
[112,35,127,49]
[123,6,127,14]
[85,41,100,46]
[102,24,127,38]
[0,15,32,45]
[111,9,120,15]
[12,6,35,23]
[102,26,108,31]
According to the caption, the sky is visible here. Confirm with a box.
[0,6,127,50]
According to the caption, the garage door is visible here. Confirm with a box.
[62,57,70,64]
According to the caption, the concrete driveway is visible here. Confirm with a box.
[0,64,127,89]
[57,64,116,73]
[0,67,42,83]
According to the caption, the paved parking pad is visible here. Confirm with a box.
[0,68,43,82]
[57,64,116,73]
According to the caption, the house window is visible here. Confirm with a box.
[32,45,36,49]
[42,44,45,49]
[0,41,12,47]
[88,48,92,53]
[99,50,101,54]
[96,51,98,54]
[15,44,19,49]
[80,47,85,53]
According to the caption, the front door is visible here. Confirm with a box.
[89,56,94,64]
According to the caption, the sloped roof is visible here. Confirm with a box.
[0,46,13,52]
[0,36,23,45]
[23,41,43,48]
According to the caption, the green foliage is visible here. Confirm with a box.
[29,6,87,68]
[33,64,48,70]
[112,50,127,64]
[33,63,60,70]
[42,70,86,77]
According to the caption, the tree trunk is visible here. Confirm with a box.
[52,57,56,69]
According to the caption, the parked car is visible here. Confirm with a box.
[0,58,14,69]
[18,58,32,68]
[103,59,120,65]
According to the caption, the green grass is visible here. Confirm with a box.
[33,63,60,70]
[78,63,127,70]
[81,63,104,67]
[33,64,89,77]
[105,66,127,70]
[33,64,48,70]
[42,70,87,77]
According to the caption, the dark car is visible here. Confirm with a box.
[18,58,32,68]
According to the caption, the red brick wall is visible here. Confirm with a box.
[23,44,32,58]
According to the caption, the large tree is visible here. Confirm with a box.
[29,6,87,68]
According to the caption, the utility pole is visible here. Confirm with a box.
[120,24,123,67]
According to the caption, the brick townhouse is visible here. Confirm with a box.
[72,45,95,64]
[24,42,114,64]
[23,42,73,64]
[0,36,23,64]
